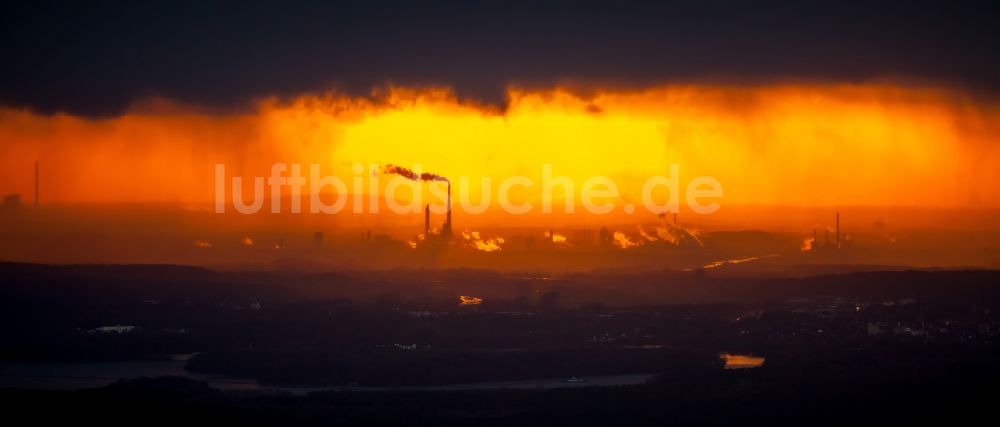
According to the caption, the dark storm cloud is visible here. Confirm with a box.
[1,0,999,117]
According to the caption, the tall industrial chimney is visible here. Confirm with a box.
[424,204,430,235]
[34,161,39,208]
[443,182,452,237]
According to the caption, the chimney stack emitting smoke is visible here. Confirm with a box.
[424,204,430,235]
[34,161,39,208]
[382,164,451,238]
[444,182,452,237]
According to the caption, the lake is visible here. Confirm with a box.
[0,356,660,394]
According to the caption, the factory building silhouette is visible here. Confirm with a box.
[807,211,847,253]
[2,161,39,214]
[423,182,453,239]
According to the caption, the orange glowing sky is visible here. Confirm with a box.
[1,84,998,212]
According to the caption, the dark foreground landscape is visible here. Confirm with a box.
[5,362,1000,425]
[2,262,1000,424]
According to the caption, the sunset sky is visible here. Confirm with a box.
[2,2,999,216]
[1,84,998,212]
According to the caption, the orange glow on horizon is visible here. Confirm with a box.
[720,353,766,369]
[1,84,998,218]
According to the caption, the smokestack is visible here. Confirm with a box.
[34,161,38,208]
[424,204,430,235]
[381,164,451,237]
[444,182,452,237]
[836,211,841,249]
[673,213,677,224]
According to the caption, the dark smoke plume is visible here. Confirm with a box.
[382,164,449,182]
